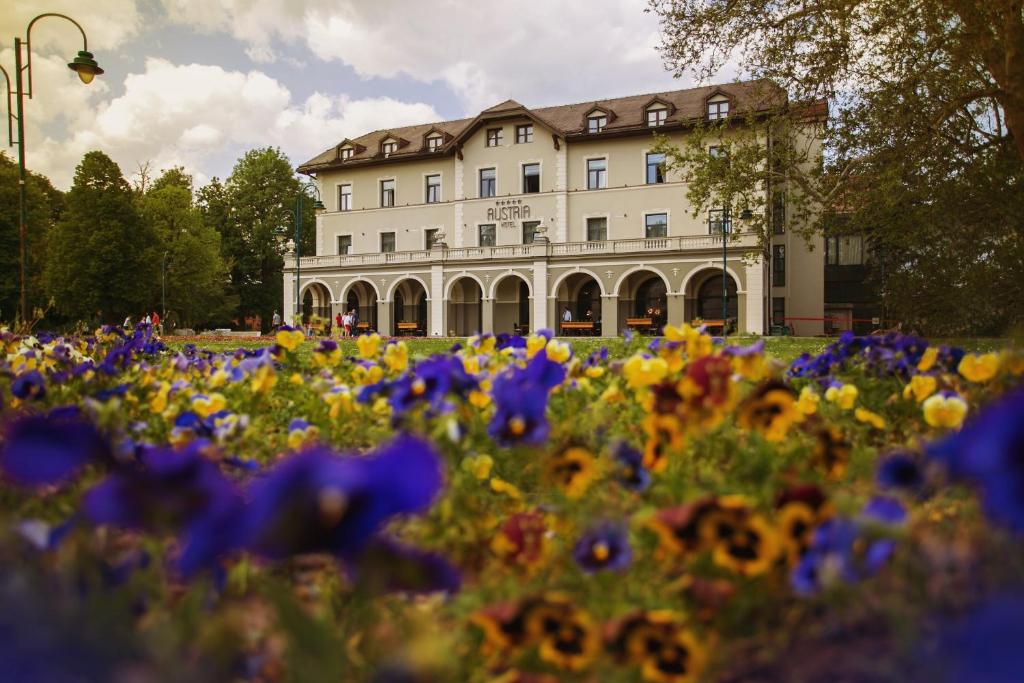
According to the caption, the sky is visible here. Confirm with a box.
[1,0,730,190]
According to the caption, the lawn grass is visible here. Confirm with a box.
[163,333,1013,365]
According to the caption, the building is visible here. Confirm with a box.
[289,80,825,337]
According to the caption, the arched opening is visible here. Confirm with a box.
[447,277,482,337]
[344,281,378,333]
[696,274,738,322]
[493,275,531,335]
[301,282,331,327]
[618,270,668,334]
[553,271,601,335]
[392,278,429,336]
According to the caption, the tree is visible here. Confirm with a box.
[648,0,1024,334]
[204,148,315,331]
[137,168,237,330]
[43,151,158,325]
[0,152,64,322]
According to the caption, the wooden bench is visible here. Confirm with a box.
[355,322,370,332]
[625,317,658,335]
[697,319,728,335]
[561,321,595,336]
[396,322,421,336]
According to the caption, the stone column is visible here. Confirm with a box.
[430,263,444,336]
[667,293,685,329]
[744,257,764,335]
[601,294,619,338]
[377,299,392,337]
[531,239,549,332]
[481,297,495,335]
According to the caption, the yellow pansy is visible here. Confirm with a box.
[855,407,886,430]
[600,382,624,403]
[289,372,304,385]
[584,365,605,379]
[623,355,669,389]
[923,393,968,429]
[824,383,858,410]
[490,476,523,500]
[545,339,572,364]
[356,333,382,359]
[461,454,494,480]
[469,334,496,355]
[276,328,305,351]
[902,374,937,403]
[251,364,277,394]
[958,353,999,383]
[796,386,820,416]
[526,334,548,358]
[462,354,481,375]
[1001,350,1024,376]
[149,382,171,413]
[192,392,227,418]
[352,363,384,386]
[382,341,409,372]
[312,344,342,368]
[323,385,353,418]
[917,347,939,372]
[208,369,230,389]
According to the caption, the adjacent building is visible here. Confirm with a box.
[288,80,826,337]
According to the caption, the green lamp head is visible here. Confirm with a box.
[68,50,104,84]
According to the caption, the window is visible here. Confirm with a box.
[479,168,496,198]
[646,152,666,184]
[708,145,729,159]
[478,224,496,247]
[586,158,606,190]
[380,179,395,207]
[826,235,865,265]
[772,192,785,234]
[425,228,439,248]
[586,217,607,241]
[338,184,352,211]
[645,213,668,238]
[340,147,354,160]
[522,163,540,194]
[773,244,786,286]
[708,208,731,234]
[425,174,441,203]
[647,107,667,127]
[523,220,541,244]
[516,124,533,144]
[381,232,396,253]
[381,141,397,156]
[707,98,730,120]
[427,135,442,152]
[486,128,503,147]
[587,115,607,133]
[772,297,786,326]
[337,235,352,255]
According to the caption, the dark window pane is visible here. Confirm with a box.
[523,163,540,193]
[523,220,540,244]
[380,180,395,207]
[479,224,496,247]
[586,217,607,241]
[426,174,441,203]
[516,125,533,143]
[338,184,352,211]
[646,153,665,184]
[338,235,352,254]
[773,244,786,286]
[708,208,731,234]
[425,228,438,248]
[381,232,396,253]
[587,158,606,189]
[645,213,668,238]
[480,168,496,197]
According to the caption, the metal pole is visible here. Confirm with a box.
[161,251,167,319]
[295,196,302,320]
[14,38,27,323]
[722,209,728,336]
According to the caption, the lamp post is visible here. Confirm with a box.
[719,207,753,337]
[276,182,325,323]
[161,250,169,320]
[1,13,103,322]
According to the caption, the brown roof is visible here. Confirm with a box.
[298,79,787,174]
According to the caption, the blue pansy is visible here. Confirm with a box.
[612,441,650,491]
[0,414,111,487]
[876,453,925,493]
[573,523,632,573]
[488,352,565,446]
[11,370,46,400]
[242,434,442,560]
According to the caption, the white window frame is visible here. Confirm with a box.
[336,233,354,255]
[587,114,607,133]
[426,135,443,152]
[520,160,542,195]
[582,212,611,242]
[339,146,354,160]
[584,155,608,190]
[380,231,397,253]
[646,105,668,127]
[381,139,398,157]
[642,210,671,239]
[424,172,443,204]
[707,96,730,121]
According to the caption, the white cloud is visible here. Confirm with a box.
[161,0,693,114]
[1,0,141,52]
[19,58,441,188]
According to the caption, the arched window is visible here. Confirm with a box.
[697,275,738,320]
[634,277,667,320]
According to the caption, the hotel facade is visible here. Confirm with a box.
[289,80,825,337]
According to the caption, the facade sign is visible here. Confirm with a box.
[487,198,531,228]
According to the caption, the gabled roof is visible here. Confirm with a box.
[297,79,787,173]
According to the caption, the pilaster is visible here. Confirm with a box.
[532,260,548,331]
[481,297,495,335]
[377,299,392,337]
[600,294,619,338]
[667,293,685,329]
[744,257,764,335]
[430,264,444,336]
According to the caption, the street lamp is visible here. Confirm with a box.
[276,182,325,323]
[1,13,103,322]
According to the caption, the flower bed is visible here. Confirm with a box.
[1,325,1022,681]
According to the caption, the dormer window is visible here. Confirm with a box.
[587,114,607,133]
[427,135,442,152]
[707,97,730,120]
[381,141,397,157]
[647,105,668,127]
[340,147,354,160]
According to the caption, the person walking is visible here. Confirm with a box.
[335,312,343,338]
[152,310,162,336]
[343,311,352,337]
[271,310,281,332]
